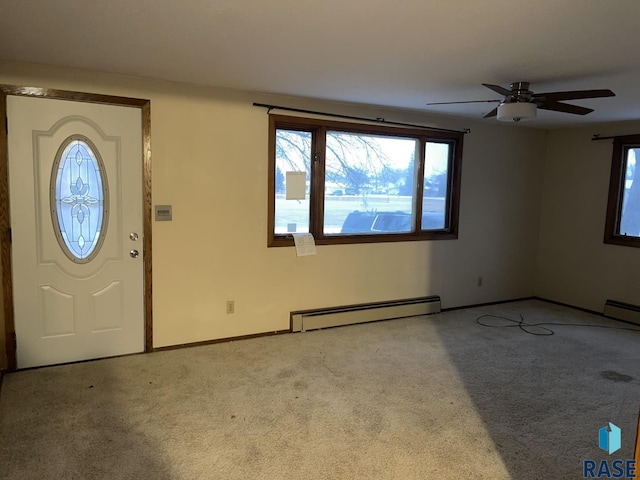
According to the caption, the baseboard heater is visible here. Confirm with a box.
[604,299,640,326]
[291,296,441,332]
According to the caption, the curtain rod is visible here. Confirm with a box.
[592,133,640,141]
[253,102,470,135]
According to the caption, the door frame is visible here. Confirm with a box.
[0,85,153,371]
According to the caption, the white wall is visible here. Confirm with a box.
[0,61,546,350]
[536,122,640,311]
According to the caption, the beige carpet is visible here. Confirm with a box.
[0,299,638,479]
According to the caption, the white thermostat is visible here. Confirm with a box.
[155,205,172,221]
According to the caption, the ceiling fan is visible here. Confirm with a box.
[427,82,615,122]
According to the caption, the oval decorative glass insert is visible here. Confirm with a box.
[51,135,109,263]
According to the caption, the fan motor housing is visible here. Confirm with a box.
[507,82,534,103]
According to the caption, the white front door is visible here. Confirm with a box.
[7,95,144,368]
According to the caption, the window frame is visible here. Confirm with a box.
[268,114,463,247]
[604,134,640,248]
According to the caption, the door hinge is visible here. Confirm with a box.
[11,332,16,351]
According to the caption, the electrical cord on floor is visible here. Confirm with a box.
[475,313,640,336]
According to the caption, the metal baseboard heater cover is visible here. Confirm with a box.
[291,296,441,332]
[604,300,640,326]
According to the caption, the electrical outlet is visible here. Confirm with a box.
[477,276,483,287]
[226,300,235,314]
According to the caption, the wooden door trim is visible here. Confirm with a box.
[0,85,153,371]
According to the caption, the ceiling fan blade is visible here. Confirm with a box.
[483,107,498,118]
[537,101,594,115]
[482,83,512,96]
[533,89,615,102]
[427,99,500,105]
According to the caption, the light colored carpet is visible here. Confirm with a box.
[0,299,638,479]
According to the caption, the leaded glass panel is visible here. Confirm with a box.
[51,136,108,262]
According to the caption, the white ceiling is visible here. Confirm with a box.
[2,0,640,128]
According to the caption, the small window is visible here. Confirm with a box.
[274,129,312,234]
[604,135,640,247]
[51,135,109,262]
[422,141,452,231]
[268,115,463,246]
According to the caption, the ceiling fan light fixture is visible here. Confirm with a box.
[497,102,537,122]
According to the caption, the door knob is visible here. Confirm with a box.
[130,249,139,258]
[130,232,139,241]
